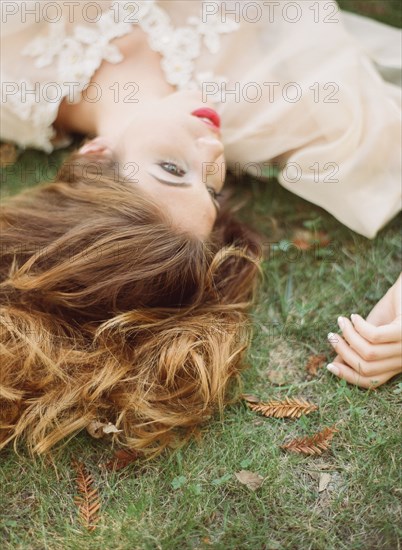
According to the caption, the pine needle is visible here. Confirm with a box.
[71,459,101,531]
[247,396,318,419]
[281,426,339,455]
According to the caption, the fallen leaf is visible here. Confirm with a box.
[103,449,141,471]
[234,470,264,491]
[292,230,312,250]
[87,420,121,439]
[305,354,327,377]
[241,394,260,403]
[267,370,286,385]
[318,473,332,493]
[306,471,320,482]
[87,421,106,439]
[248,397,318,419]
[0,143,18,167]
[102,422,122,434]
[71,460,101,532]
[317,472,343,513]
[281,426,338,455]
[292,229,331,251]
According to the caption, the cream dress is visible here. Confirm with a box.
[1,0,401,238]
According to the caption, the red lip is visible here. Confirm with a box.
[191,108,221,130]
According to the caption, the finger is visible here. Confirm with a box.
[327,332,402,377]
[350,314,402,344]
[365,296,394,327]
[337,316,402,361]
[326,361,400,389]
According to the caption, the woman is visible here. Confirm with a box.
[0,0,401,456]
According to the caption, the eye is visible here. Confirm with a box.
[158,161,187,177]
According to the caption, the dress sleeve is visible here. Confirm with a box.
[216,1,401,239]
[0,0,132,152]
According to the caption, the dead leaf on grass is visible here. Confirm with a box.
[318,473,332,493]
[248,397,318,419]
[305,354,327,377]
[0,143,18,167]
[71,460,101,532]
[317,471,343,513]
[307,470,320,482]
[102,449,142,471]
[292,229,331,251]
[87,421,122,439]
[281,426,338,455]
[241,393,260,404]
[234,470,264,491]
[102,423,122,434]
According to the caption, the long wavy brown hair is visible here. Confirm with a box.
[0,151,262,458]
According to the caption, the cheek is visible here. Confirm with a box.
[166,194,217,239]
[204,214,217,237]
[198,198,218,237]
[118,160,142,183]
[218,156,227,186]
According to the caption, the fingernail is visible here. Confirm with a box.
[351,314,358,323]
[327,363,340,375]
[337,316,345,330]
[327,332,338,343]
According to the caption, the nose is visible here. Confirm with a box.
[196,136,225,162]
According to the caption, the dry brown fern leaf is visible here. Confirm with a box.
[72,460,101,532]
[247,396,318,419]
[281,426,339,455]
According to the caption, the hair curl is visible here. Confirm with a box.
[0,151,262,458]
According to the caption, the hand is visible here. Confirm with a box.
[326,273,402,389]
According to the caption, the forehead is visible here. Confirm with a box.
[113,157,216,239]
[140,173,217,239]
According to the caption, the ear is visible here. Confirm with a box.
[78,136,114,158]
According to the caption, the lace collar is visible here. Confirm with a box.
[22,0,240,100]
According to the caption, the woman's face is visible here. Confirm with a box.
[112,91,227,239]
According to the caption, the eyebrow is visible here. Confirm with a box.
[149,175,220,214]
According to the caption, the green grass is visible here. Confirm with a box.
[1,2,402,549]
[337,0,401,27]
[1,164,401,549]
